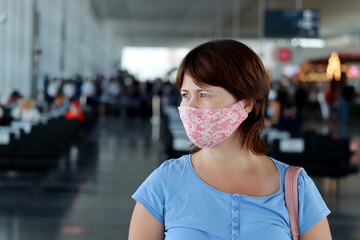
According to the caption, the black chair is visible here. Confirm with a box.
[0,132,17,167]
[268,133,358,178]
[269,137,310,167]
[310,136,357,177]
[47,119,81,151]
[83,106,98,130]
[14,125,64,170]
[160,108,190,160]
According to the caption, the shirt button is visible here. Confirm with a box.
[232,225,239,230]
[232,217,239,223]
[232,206,238,211]
[232,195,239,201]
[232,233,239,239]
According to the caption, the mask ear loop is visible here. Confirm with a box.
[238,99,255,114]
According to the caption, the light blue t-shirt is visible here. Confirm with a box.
[132,154,330,240]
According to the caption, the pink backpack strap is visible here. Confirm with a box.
[285,166,304,240]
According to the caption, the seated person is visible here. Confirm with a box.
[65,100,85,123]
[7,90,23,109]
[51,92,69,110]
[11,98,41,122]
[278,103,304,133]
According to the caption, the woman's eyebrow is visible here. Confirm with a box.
[180,88,213,92]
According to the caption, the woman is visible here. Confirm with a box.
[129,40,331,239]
[12,98,41,122]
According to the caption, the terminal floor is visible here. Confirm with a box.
[0,115,359,240]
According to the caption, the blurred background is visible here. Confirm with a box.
[0,0,360,239]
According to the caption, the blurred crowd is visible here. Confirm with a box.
[0,70,180,125]
[1,68,359,135]
[266,76,359,133]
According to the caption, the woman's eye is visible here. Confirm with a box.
[182,93,190,98]
[200,93,209,98]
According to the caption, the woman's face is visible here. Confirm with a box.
[180,74,237,109]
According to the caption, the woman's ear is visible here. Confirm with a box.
[242,99,254,113]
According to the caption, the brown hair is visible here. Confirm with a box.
[176,39,270,155]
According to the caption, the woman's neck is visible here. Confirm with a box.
[194,137,260,173]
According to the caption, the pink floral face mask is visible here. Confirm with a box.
[178,101,248,149]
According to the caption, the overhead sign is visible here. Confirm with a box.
[264,9,320,38]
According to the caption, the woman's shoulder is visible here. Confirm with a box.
[156,154,190,175]
[267,156,289,175]
[132,154,191,203]
[268,156,317,189]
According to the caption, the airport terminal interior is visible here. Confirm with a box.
[0,0,360,239]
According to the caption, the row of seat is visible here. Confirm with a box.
[0,118,80,170]
[160,106,191,161]
[0,107,98,171]
[265,129,358,178]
